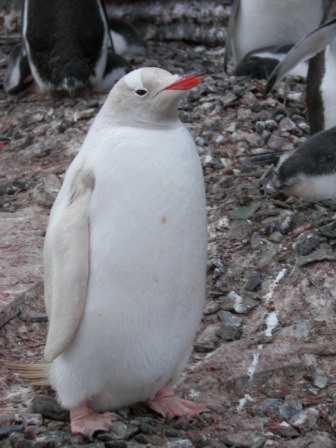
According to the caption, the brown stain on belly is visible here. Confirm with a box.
[161,215,167,224]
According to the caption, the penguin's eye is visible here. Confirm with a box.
[135,89,147,97]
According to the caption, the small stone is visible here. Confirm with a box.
[220,295,236,311]
[127,443,146,448]
[279,401,303,419]
[224,431,266,447]
[269,231,283,243]
[105,442,128,448]
[203,301,221,315]
[294,240,317,256]
[312,374,328,389]
[34,430,68,446]
[279,117,297,132]
[97,422,128,441]
[25,414,43,426]
[256,399,283,417]
[0,425,23,439]
[267,135,287,150]
[290,408,319,431]
[194,324,219,353]
[265,421,299,438]
[265,120,277,130]
[228,222,252,241]
[256,246,277,269]
[30,397,69,422]
[217,311,244,341]
[245,272,262,291]
[166,439,193,448]
[255,121,265,134]
[227,291,259,314]
[134,434,165,445]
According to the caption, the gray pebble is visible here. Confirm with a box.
[30,397,69,422]
[245,272,262,291]
[312,374,328,389]
[217,311,244,341]
[0,425,23,439]
[223,431,266,448]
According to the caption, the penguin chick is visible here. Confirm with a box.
[224,0,324,76]
[276,126,336,200]
[21,0,127,96]
[40,67,207,438]
[4,44,33,95]
[108,18,147,55]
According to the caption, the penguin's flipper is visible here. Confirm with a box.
[266,17,336,94]
[4,44,33,95]
[44,169,95,362]
[224,0,240,72]
[94,53,130,92]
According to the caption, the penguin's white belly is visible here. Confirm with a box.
[321,42,336,132]
[232,0,324,64]
[51,125,207,410]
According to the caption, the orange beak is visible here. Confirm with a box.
[163,74,205,90]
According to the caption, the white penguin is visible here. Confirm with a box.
[11,67,207,438]
[225,0,325,78]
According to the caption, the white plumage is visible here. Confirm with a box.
[43,68,207,423]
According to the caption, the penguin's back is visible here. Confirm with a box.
[24,0,107,90]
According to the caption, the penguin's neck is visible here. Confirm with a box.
[94,104,182,131]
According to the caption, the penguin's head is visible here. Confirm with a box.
[103,67,204,126]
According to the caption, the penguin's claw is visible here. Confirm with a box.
[147,383,207,419]
[70,404,118,439]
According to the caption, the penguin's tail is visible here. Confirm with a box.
[6,363,51,386]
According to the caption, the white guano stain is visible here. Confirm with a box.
[265,311,279,337]
[247,344,263,381]
[237,393,254,412]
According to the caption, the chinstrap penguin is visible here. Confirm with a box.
[225,0,325,78]
[8,0,129,97]
[8,67,207,438]
[266,1,336,134]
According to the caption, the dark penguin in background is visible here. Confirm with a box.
[3,44,33,95]
[242,127,336,201]
[276,126,336,200]
[266,1,336,134]
[5,0,130,97]
[224,0,325,79]
[108,18,147,55]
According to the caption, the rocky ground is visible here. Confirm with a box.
[2,3,336,448]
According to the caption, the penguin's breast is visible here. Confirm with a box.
[82,125,207,351]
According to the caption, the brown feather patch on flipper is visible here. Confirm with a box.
[7,363,51,386]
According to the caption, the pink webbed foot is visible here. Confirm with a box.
[147,382,207,419]
[70,402,118,440]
